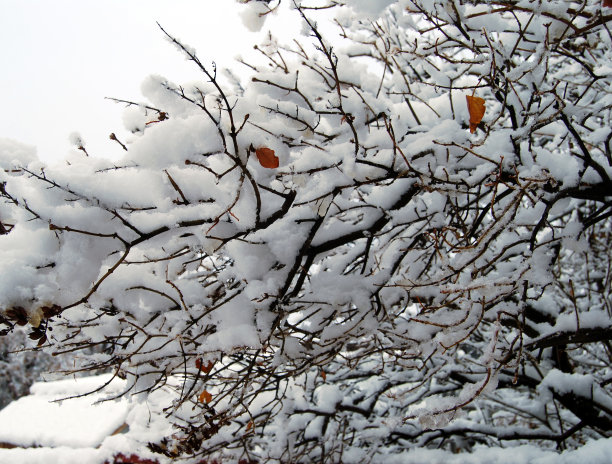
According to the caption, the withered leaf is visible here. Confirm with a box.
[198,390,213,404]
[255,147,279,169]
[466,95,486,133]
[41,304,62,318]
[195,358,214,373]
[6,307,28,326]
[28,328,45,340]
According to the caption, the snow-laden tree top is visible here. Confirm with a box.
[1,0,611,462]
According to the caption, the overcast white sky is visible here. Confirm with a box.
[1,1,297,162]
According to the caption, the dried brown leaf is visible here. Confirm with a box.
[255,147,279,169]
[198,390,213,404]
[466,95,486,133]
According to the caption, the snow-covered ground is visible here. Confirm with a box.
[1,374,611,464]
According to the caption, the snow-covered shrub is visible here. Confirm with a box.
[1,1,611,462]
[0,329,60,409]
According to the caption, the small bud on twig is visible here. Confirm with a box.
[109,133,128,151]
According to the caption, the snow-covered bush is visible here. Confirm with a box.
[0,329,60,410]
[1,1,611,462]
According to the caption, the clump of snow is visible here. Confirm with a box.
[239,2,270,32]
[68,132,85,148]
[538,369,594,400]
[0,138,37,168]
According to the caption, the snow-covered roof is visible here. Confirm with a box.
[0,374,129,449]
[0,374,171,464]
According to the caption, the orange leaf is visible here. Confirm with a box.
[320,370,327,381]
[246,420,254,432]
[195,358,214,373]
[340,114,355,125]
[255,147,279,169]
[466,95,486,133]
[198,390,213,403]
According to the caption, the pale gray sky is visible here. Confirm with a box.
[1,1,294,161]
